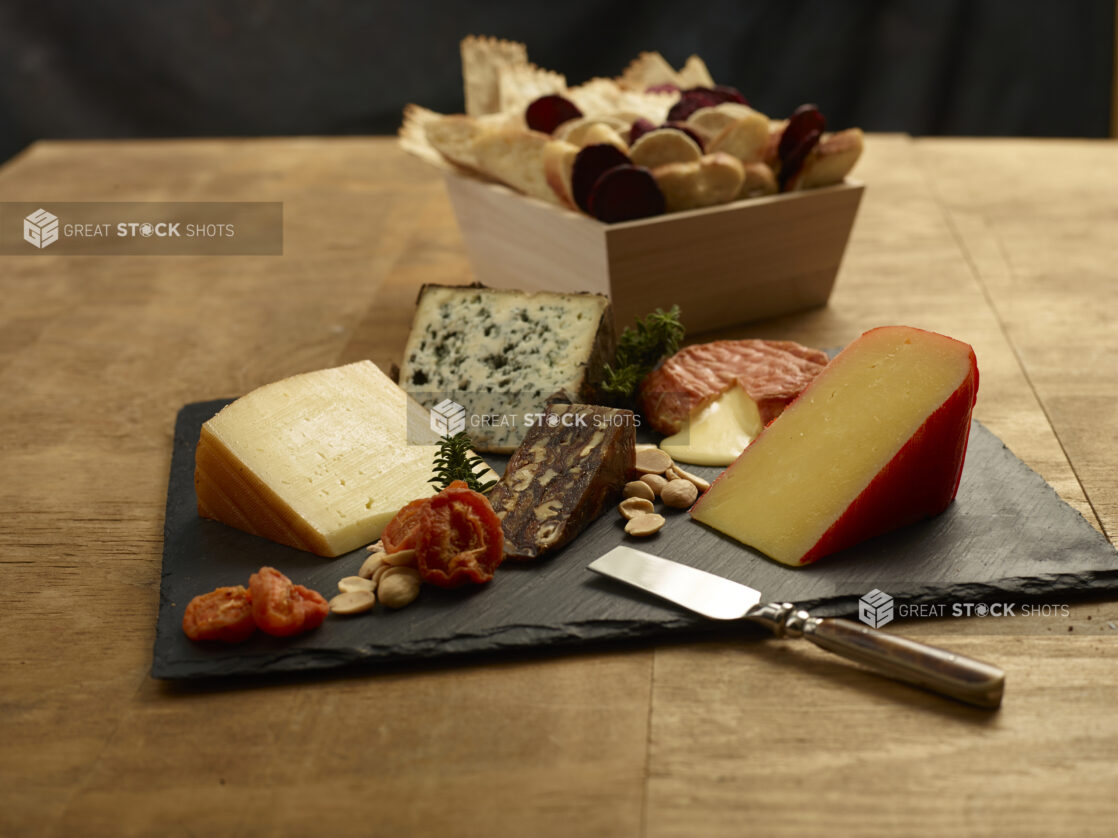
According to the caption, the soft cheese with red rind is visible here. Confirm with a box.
[690,326,978,566]
[639,339,829,435]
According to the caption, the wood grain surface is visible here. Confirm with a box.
[1,135,1116,838]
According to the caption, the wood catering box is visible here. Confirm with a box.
[443,170,864,334]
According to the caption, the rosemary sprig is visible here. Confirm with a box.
[601,305,685,399]
[430,431,497,493]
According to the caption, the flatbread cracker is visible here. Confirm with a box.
[424,114,490,172]
[676,55,716,88]
[400,106,521,174]
[398,104,449,169]
[620,51,680,90]
[472,128,560,205]
[497,62,567,115]
[461,35,528,116]
[567,78,674,124]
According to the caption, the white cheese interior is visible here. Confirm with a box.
[659,385,763,466]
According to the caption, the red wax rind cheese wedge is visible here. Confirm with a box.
[690,326,979,566]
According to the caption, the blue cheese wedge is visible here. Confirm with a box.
[195,361,442,557]
[398,284,615,452]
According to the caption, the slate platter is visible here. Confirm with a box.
[152,399,1118,679]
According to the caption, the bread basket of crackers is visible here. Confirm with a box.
[399,36,865,333]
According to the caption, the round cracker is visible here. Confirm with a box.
[556,116,629,143]
[708,111,770,163]
[653,153,745,212]
[629,128,702,169]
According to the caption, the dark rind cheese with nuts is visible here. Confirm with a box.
[399,284,615,453]
[488,403,636,559]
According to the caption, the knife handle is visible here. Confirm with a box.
[750,603,1005,709]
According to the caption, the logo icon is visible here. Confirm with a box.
[430,399,466,437]
[24,208,59,249]
[858,589,894,628]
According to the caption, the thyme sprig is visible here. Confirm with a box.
[601,305,685,399]
[430,431,497,493]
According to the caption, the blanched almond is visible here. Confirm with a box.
[661,479,699,509]
[671,464,712,493]
[624,480,656,501]
[329,590,376,615]
[358,554,384,580]
[640,473,668,496]
[635,448,673,474]
[383,548,417,567]
[378,572,422,609]
[381,566,422,583]
[338,576,376,594]
[619,497,656,520]
[625,513,666,537]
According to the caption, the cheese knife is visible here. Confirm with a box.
[588,546,1005,709]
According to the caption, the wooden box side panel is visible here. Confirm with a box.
[604,184,864,332]
[443,173,610,296]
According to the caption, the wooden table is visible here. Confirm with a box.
[2,135,1116,838]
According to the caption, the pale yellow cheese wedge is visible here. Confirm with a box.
[691,326,979,566]
[195,361,441,557]
[659,385,763,467]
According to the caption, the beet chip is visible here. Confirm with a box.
[667,86,748,122]
[629,117,658,145]
[571,144,631,212]
[778,104,826,190]
[588,165,666,223]
[526,94,583,135]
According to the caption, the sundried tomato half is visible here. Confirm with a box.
[415,484,504,588]
[182,585,256,643]
[382,497,430,553]
[382,481,470,553]
[249,566,329,637]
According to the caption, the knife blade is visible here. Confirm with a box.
[588,546,762,620]
[588,546,1005,709]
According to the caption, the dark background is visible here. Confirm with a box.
[0,0,1113,164]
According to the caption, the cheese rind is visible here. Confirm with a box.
[195,361,441,557]
[690,327,978,566]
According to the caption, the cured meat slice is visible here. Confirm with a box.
[639,339,829,435]
[487,404,636,559]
